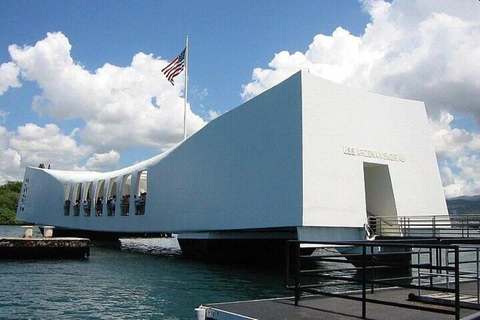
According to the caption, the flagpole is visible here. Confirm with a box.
[183,34,189,140]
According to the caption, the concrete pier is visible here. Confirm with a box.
[0,237,90,259]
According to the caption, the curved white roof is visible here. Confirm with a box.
[31,137,187,184]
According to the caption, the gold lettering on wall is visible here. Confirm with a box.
[342,146,405,162]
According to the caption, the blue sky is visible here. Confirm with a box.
[0,0,479,197]
[0,1,367,159]
[0,0,368,118]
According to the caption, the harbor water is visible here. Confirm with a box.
[0,225,288,320]
[3,225,477,319]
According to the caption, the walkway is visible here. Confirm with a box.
[203,282,480,320]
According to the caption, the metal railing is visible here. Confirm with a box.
[445,246,480,305]
[285,240,463,319]
[408,244,480,309]
[368,214,480,238]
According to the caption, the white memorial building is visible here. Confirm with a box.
[16,71,448,259]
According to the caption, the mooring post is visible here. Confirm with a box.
[21,226,34,238]
[43,226,54,238]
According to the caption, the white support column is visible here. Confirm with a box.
[103,179,110,215]
[115,176,122,216]
[92,180,99,216]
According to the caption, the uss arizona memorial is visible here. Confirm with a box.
[16,71,448,259]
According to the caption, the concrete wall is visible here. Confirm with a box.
[147,72,304,232]
[17,168,64,227]
[16,71,448,236]
[301,72,448,228]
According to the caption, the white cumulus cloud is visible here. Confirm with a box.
[0,62,21,95]
[430,112,480,159]
[9,123,92,171]
[0,122,122,182]
[241,0,480,197]
[430,112,480,198]
[0,126,22,184]
[0,32,215,182]
[79,150,120,172]
[8,32,207,151]
[242,0,480,121]
[441,155,480,198]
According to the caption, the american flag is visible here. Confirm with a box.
[162,48,186,85]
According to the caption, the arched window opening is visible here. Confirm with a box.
[135,171,148,215]
[73,183,82,216]
[120,174,132,216]
[84,181,93,217]
[64,184,72,215]
[107,177,117,216]
[95,180,105,216]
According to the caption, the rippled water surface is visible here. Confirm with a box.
[0,226,288,320]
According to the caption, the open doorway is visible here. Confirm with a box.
[64,184,72,215]
[364,162,399,236]
[134,171,147,215]
[95,180,105,216]
[84,181,93,217]
[73,183,82,216]
[120,174,132,216]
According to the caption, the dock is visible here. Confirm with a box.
[0,237,90,259]
[199,282,480,320]
[198,239,480,320]
[0,226,90,259]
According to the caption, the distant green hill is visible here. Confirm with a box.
[0,181,22,225]
[446,196,480,215]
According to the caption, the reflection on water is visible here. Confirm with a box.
[0,226,288,320]
[121,237,182,256]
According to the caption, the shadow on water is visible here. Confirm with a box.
[120,236,288,271]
